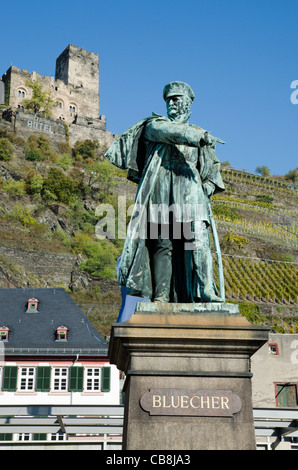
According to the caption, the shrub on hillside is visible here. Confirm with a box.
[0,129,15,142]
[2,180,26,195]
[29,173,44,196]
[222,232,249,250]
[79,239,118,279]
[212,203,241,222]
[24,135,57,162]
[73,139,98,161]
[42,167,79,205]
[58,153,72,170]
[0,138,14,161]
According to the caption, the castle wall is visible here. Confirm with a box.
[15,112,66,150]
[0,110,114,151]
[1,45,100,124]
[68,121,113,148]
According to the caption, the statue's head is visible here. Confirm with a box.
[163,81,195,121]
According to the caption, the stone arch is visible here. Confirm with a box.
[69,101,78,115]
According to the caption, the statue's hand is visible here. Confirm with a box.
[203,181,215,198]
[201,132,216,148]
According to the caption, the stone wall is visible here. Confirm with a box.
[0,244,77,287]
[15,111,66,150]
[0,110,114,150]
[69,118,114,148]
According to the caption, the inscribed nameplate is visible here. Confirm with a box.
[140,388,242,417]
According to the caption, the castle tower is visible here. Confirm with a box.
[55,44,100,118]
[55,45,99,90]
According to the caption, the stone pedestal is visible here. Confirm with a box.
[109,302,269,450]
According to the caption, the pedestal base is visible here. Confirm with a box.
[109,302,269,450]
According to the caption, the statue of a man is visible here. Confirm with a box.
[105,81,225,303]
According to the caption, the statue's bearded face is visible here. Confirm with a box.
[166,94,191,120]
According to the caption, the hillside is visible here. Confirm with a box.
[0,113,297,337]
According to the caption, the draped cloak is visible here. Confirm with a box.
[105,114,225,300]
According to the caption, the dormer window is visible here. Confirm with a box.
[0,326,9,341]
[56,326,68,341]
[26,298,39,313]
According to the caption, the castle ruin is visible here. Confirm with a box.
[0,45,114,148]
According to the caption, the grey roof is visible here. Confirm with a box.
[0,288,108,357]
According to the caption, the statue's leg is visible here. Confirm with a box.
[148,224,172,302]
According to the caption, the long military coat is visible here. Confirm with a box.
[105,114,225,300]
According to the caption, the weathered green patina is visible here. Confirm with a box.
[105,81,225,303]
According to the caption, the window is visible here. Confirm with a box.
[50,433,66,441]
[26,298,39,313]
[17,433,47,441]
[269,343,279,355]
[18,433,30,441]
[275,383,298,407]
[19,367,35,391]
[56,326,68,341]
[53,368,68,391]
[0,327,9,341]
[85,368,101,391]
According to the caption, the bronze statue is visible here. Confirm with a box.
[105,81,225,303]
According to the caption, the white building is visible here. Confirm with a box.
[0,288,121,446]
[252,332,298,450]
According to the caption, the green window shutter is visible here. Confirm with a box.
[33,433,47,441]
[69,367,84,392]
[36,367,51,392]
[101,366,111,392]
[2,366,18,391]
[276,384,298,406]
[0,434,13,441]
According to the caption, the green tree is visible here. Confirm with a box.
[42,168,79,205]
[24,135,56,162]
[72,139,96,160]
[22,79,57,117]
[29,174,44,196]
[85,160,117,199]
[255,165,271,177]
[284,167,298,184]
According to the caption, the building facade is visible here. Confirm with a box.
[251,332,298,450]
[0,288,120,445]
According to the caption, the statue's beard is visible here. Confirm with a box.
[168,110,191,123]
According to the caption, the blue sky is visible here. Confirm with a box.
[1,0,297,176]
